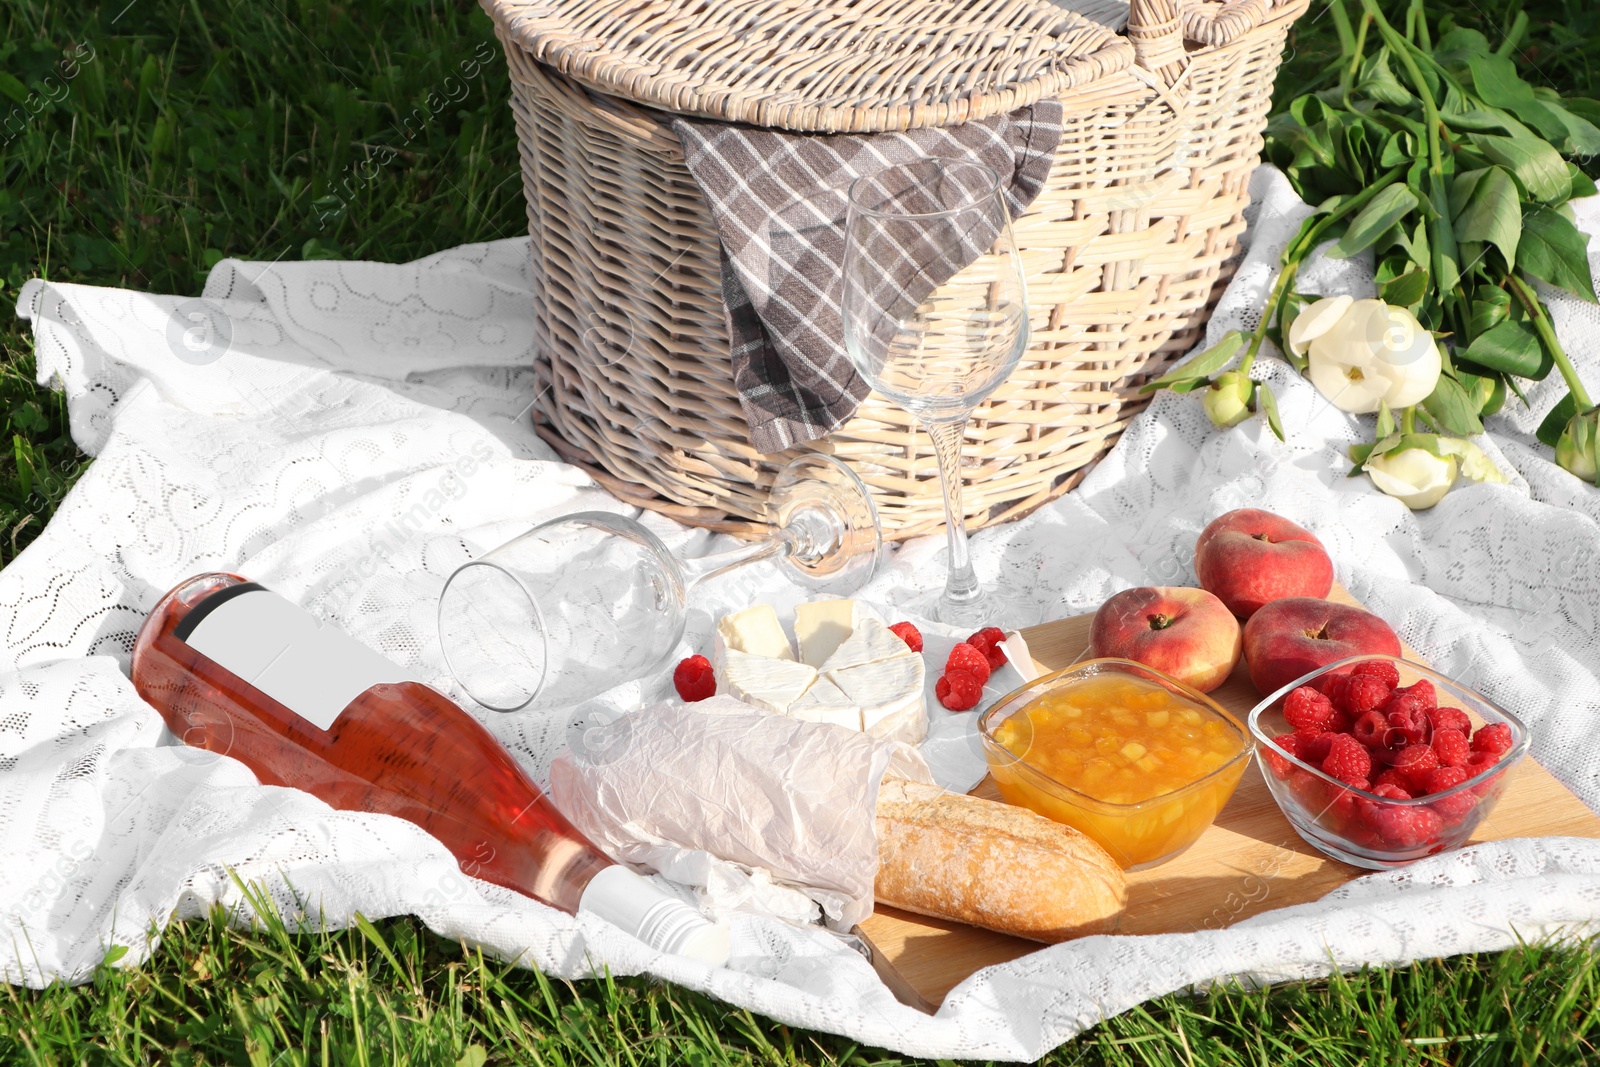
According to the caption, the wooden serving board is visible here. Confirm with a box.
[856,585,1600,1013]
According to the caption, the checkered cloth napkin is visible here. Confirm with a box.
[673,104,1062,453]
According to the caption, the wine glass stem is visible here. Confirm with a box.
[679,531,794,590]
[926,417,981,604]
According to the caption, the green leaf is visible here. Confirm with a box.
[1571,165,1599,200]
[1520,206,1599,302]
[1441,106,1529,138]
[1257,382,1285,442]
[1460,317,1550,378]
[0,72,27,106]
[1375,402,1397,440]
[1348,442,1377,471]
[1434,27,1492,69]
[1466,53,1600,155]
[1140,331,1246,394]
[1421,373,1486,437]
[1467,53,1539,108]
[1537,391,1579,447]
[1328,183,1420,259]
[1358,49,1415,108]
[1379,131,1413,169]
[1469,286,1512,339]
[1452,166,1521,268]
[1380,265,1430,308]
[1468,132,1572,204]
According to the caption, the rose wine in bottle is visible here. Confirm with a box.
[130,572,728,964]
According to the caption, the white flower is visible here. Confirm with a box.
[1296,298,1441,413]
[1364,446,1457,508]
[1359,434,1506,509]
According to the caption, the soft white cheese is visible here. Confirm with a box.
[714,604,794,664]
[829,654,926,744]
[718,650,816,714]
[793,599,858,667]
[819,616,910,672]
[786,676,862,729]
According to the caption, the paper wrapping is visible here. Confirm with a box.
[549,695,933,929]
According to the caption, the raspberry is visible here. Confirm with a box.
[1264,733,1301,776]
[672,655,716,702]
[1284,686,1336,735]
[1384,680,1437,720]
[1391,743,1439,789]
[1431,728,1470,769]
[1466,753,1508,798]
[887,621,923,652]
[1327,707,1355,734]
[1370,782,1411,801]
[1472,722,1513,756]
[966,627,1009,669]
[944,642,992,686]
[1369,803,1444,848]
[1372,768,1414,797]
[1341,674,1391,714]
[1385,706,1430,747]
[1300,732,1335,765]
[1318,673,1350,707]
[1429,706,1471,735]
[1351,660,1401,689]
[1423,765,1470,795]
[1464,750,1503,781]
[1321,734,1373,785]
[1351,710,1388,748]
[935,669,983,711]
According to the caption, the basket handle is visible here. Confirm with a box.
[1126,0,1189,82]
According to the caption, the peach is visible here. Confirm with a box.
[1194,508,1334,619]
[1089,586,1242,694]
[1242,597,1402,696]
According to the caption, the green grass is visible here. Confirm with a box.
[3,904,1597,1065]
[2,0,1599,1062]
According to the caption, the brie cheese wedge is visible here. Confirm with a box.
[714,604,794,665]
[794,599,860,667]
[820,617,909,672]
[718,650,816,714]
[829,654,926,743]
[786,676,862,729]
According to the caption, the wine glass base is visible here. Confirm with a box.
[917,586,993,628]
[769,454,883,594]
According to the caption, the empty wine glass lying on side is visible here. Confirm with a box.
[437,453,881,711]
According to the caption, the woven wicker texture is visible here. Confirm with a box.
[484,0,1130,134]
[489,0,1309,539]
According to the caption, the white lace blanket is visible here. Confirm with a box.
[6,167,1600,1061]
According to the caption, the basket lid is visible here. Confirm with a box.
[484,0,1136,133]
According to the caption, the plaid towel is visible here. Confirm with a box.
[673,103,1062,453]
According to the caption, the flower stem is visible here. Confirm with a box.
[1508,273,1594,410]
[1401,406,1417,434]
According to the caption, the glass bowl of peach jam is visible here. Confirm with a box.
[978,658,1251,869]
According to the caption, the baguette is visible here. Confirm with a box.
[873,778,1125,942]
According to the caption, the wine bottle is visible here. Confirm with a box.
[130,572,728,964]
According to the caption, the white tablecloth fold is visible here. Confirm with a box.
[5,167,1599,1061]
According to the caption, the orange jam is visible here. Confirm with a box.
[987,673,1247,868]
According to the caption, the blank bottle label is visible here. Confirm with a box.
[182,587,412,731]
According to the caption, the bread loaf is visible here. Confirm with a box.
[873,778,1125,942]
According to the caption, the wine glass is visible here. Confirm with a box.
[436,454,881,711]
[841,158,1029,625]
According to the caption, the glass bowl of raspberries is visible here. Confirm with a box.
[1249,655,1529,869]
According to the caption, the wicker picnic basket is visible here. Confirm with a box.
[483,0,1308,538]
